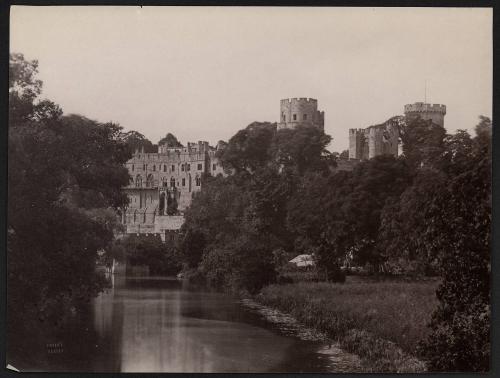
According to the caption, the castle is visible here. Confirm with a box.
[120,141,226,240]
[120,98,446,240]
[348,102,446,160]
[120,97,324,240]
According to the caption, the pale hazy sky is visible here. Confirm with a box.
[11,6,492,152]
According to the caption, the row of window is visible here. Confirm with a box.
[131,162,218,172]
[134,175,201,188]
[281,113,309,121]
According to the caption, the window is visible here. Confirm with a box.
[303,114,307,120]
[182,178,186,186]
[143,164,146,170]
[196,176,201,186]
[153,165,156,172]
[187,164,191,171]
[171,165,175,172]
[198,163,202,170]
[282,112,286,121]
[163,165,167,172]
[181,164,185,172]
[213,163,216,171]
[293,114,297,120]
[170,177,175,188]
[132,164,134,172]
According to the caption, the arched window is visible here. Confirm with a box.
[170,177,175,188]
[135,175,142,187]
[159,192,166,215]
[146,174,154,188]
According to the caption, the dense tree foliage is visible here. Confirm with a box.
[217,122,277,173]
[8,54,131,328]
[180,113,491,370]
[180,123,334,292]
[158,132,183,147]
[122,235,181,275]
[121,130,157,154]
[416,118,491,371]
[400,117,447,169]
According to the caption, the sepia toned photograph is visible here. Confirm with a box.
[7,6,492,373]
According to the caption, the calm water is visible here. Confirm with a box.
[8,276,361,373]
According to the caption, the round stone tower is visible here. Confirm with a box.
[278,98,325,130]
[404,102,446,127]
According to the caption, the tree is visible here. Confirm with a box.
[9,53,62,124]
[218,122,276,172]
[121,130,157,154]
[400,116,446,170]
[8,54,131,330]
[418,118,491,371]
[378,168,447,274]
[270,125,334,174]
[158,132,183,147]
[123,235,181,275]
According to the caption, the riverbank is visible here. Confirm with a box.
[254,278,439,372]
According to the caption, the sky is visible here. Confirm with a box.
[10,6,492,152]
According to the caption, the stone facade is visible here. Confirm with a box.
[404,102,446,127]
[349,102,446,161]
[278,98,324,130]
[349,118,401,160]
[349,129,369,160]
[121,141,226,240]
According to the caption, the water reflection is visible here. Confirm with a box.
[10,276,360,373]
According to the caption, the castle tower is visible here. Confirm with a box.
[349,129,368,160]
[278,98,325,130]
[404,102,446,127]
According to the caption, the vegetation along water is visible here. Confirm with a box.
[8,53,491,372]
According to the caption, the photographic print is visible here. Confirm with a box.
[7,6,492,373]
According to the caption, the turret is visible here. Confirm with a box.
[404,102,446,127]
[278,97,324,130]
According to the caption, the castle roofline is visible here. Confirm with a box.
[280,97,318,103]
[404,102,446,114]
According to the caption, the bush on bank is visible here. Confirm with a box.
[256,281,438,372]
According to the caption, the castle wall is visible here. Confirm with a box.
[349,129,367,160]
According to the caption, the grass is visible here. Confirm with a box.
[255,277,439,372]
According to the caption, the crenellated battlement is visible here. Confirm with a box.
[281,97,318,104]
[349,128,366,134]
[404,102,446,115]
[278,97,324,130]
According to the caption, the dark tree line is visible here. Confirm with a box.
[8,54,132,328]
[179,114,491,371]
[8,54,188,331]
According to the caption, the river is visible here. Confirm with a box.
[8,276,361,373]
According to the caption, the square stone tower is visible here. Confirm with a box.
[278,98,324,130]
